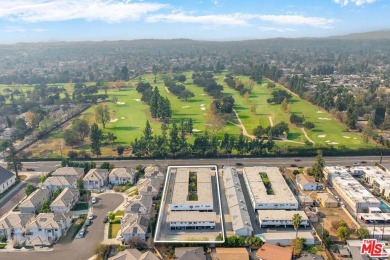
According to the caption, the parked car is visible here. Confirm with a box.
[116,235,123,241]
[79,228,86,237]
[103,216,109,223]
[26,168,35,171]
[294,159,302,162]
[88,213,94,220]
[353,162,361,166]
[85,219,91,226]
[91,197,97,204]
[290,164,298,167]
[361,161,367,164]
[235,162,244,166]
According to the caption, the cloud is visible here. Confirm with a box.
[333,0,376,6]
[2,26,26,33]
[147,13,249,26]
[258,26,296,33]
[147,13,336,28]
[0,0,167,23]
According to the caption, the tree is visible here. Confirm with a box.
[292,213,303,240]
[152,64,158,83]
[150,87,159,118]
[246,236,263,248]
[120,65,129,81]
[106,132,117,145]
[310,150,325,182]
[14,118,28,139]
[373,104,386,128]
[72,119,90,141]
[304,121,315,129]
[95,105,110,128]
[24,184,36,196]
[40,201,51,213]
[117,146,125,157]
[187,118,193,135]
[292,237,305,256]
[93,243,110,260]
[100,162,112,170]
[144,120,153,141]
[90,123,103,157]
[226,235,245,247]
[337,226,350,242]
[6,142,22,179]
[53,188,63,200]
[347,98,358,129]
[356,227,370,239]
[281,98,288,112]
[63,129,79,147]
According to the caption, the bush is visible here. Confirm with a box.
[293,170,300,175]
[93,243,110,260]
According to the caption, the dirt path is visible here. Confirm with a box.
[268,116,274,127]
[165,87,171,94]
[301,127,315,144]
[232,109,256,139]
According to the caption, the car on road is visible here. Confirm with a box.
[26,168,35,171]
[235,162,244,166]
[361,161,367,164]
[91,197,97,204]
[353,162,361,166]
[103,216,109,223]
[79,228,86,238]
[88,213,94,220]
[340,201,345,207]
[85,219,92,226]
[335,195,340,201]
[290,164,298,167]
[294,159,301,162]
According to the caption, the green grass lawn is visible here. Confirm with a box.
[108,223,121,239]
[115,210,124,217]
[0,243,7,249]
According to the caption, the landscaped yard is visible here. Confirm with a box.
[58,215,87,243]
[71,202,89,211]
[108,223,121,239]
[0,243,7,249]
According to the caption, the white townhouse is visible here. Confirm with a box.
[109,167,135,185]
[137,178,161,198]
[0,166,16,194]
[167,211,216,230]
[27,213,72,243]
[0,213,34,242]
[42,176,77,191]
[50,188,80,213]
[124,195,153,215]
[52,167,85,179]
[120,214,150,242]
[83,168,109,189]
[19,189,51,214]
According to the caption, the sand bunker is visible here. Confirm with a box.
[192,129,202,132]
[329,142,339,145]
[200,107,206,111]
[120,117,125,119]
[131,99,140,102]
[318,135,326,138]
[343,136,351,139]
[316,111,324,114]
[318,117,331,120]
[325,140,331,143]
[117,101,126,105]
[182,106,190,109]
[201,94,206,96]
[110,118,118,123]
[200,104,205,106]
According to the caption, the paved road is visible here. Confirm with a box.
[0,155,386,172]
[0,176,40,217]
[0,193,124,260]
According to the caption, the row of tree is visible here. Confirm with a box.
[224,74,254,96]
[163,75,195,101]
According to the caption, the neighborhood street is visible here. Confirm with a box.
[0,193,124,260]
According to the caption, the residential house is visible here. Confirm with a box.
[256,243,292,260]
[296,174,317,191]
[83,169,109,189]
[27,213,72,243]
[144,165,165,181]
[108,249,159,260]
[52,167,84,179]
[19,189,51,214]
[124,195,153,215]
[258,210,309,228]
[109,168,135,185]
[0,166,16,194]
[317,193,338,208]
[298,195,314,207]
[215,248,249,260]
[137,178,161,198]
[42,176,77,191]
[0,213,34,242]
[175,247,206,260]
[50,188,80,213]
[120,214,150,242]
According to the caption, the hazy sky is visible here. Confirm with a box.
[0,0,388,43]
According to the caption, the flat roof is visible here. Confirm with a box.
[263,231,315,240]
[258,210,308,221]
[325,166,380,205]
[171,168,213,205]
[167,211,216,222]
[243,166,298,205]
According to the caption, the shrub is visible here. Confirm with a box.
[293,170,300,175]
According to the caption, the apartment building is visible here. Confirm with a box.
[167,211,216,230]
[258,210,309,228]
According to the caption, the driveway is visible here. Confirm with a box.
[0,193,124,260]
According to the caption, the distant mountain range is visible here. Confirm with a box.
[331,30,390,40]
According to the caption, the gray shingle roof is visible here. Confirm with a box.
[0,166,15,185]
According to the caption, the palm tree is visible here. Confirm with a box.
[292,213,303,239]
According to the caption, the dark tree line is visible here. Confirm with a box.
[163,75,194,101]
